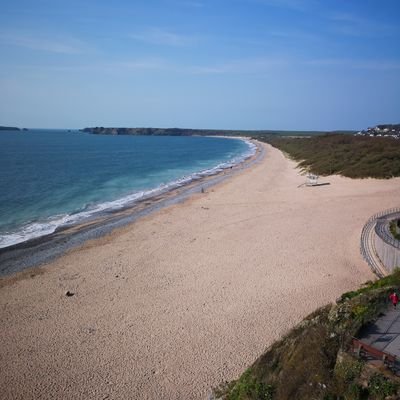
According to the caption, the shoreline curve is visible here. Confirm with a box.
[0,139,264,277]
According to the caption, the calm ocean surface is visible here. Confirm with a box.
[0,130,254,248]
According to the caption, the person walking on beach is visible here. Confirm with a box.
[389,291,399,309]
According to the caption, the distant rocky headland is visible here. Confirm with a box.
[0,126,21,131]
[355,123,400,139]
[80,127,260,136]
[80,127,353,137]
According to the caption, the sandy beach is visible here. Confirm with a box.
[1,142,400,400]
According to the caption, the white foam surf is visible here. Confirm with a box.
[0,138,256,249]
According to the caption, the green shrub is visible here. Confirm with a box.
[390,220,400,240]
[368,373,398,399]
[351,305,369,321]
[335,358,364,383]
[333,356,365,398]
[225,369,274,400]
[345,382,363,400]
[341,269,400,301]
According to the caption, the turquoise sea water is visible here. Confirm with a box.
[0,130,254,248]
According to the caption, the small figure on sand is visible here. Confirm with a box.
[389,291,399,309]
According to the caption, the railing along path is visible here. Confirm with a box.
[360,208,400,277]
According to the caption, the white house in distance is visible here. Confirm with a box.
[356,124,400,139]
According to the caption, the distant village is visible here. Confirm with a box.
[355,124,400,139]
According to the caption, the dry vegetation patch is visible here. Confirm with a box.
[215,271,400,400]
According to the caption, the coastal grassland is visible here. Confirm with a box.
[256,134,400,179]
[214,270,400,400]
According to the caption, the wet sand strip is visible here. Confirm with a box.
[0,140,264,277]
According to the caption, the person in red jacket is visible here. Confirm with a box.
[389,291,399,308]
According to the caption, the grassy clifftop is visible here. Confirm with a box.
[257,134,400,179]
[215,271,400,400]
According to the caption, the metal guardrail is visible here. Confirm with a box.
[360,208,400,277]
[375,211,400,249]
[352,338,397,365]
[360,219,384,277]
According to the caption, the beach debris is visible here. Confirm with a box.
[65,291,75,297]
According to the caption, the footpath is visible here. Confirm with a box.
[358,306,400,362]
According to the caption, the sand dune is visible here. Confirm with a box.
[1,143,399,399]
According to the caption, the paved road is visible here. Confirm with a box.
[358,306,400,358]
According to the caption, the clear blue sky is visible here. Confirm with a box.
[0,0,399,130]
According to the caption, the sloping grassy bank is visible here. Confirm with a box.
[214,271,400,400]
[256,134,400,179]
